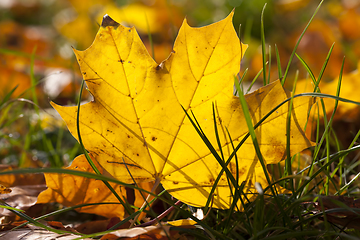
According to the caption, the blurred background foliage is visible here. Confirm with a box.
[1,0,360,168]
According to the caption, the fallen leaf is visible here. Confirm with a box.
[0,185,47,217]
[37,154,153,219]
[0,166,46,220]
[314,196,360,230]
[166,219,197,226]
[0,166,45,187]
[315,196,360,214]
[0,185,11,195]
[100,225,170,240]
[75,217,130,234]
[0,228,91,240]
[52,12,314,209]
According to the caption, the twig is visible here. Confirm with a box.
[135,200,183,227]
[130,178,161,228]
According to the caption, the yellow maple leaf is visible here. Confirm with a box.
[52,12,314,209]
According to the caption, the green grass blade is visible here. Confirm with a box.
[295,53,316,85]
[0,86,18,108]
[145,13,155,60]
[275,44,282,80]
[261,3,267,86]
[323,57,345,194]
[281,0,325,85]
[267,45,271,84]
[317,42,335,86]
[75,80,133,215]
[234,68,248,97]
[246,68,263,94]
[285,70,299,193]
[30,47,39,111]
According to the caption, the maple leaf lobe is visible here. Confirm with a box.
[101,14,120,28]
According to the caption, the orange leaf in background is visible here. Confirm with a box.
[339,9,360,40]
[0,67,31,99]
[296,62,360,122]
[294,19,349,79]
[0,21,52,57]
[0,166,45,187]
[320,62,360,120]
[52,12,314,209]
[37,154,153,219]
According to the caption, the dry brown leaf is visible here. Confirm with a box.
[75,217,130,235]
[0,228,91,240]
[0,185,11,195]
[100,225,171,240]
[315,196,360,230]
[0,185,47,217]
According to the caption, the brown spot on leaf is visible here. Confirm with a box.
[173,181,179,185]
[151,137,157,141]
[101,14,120,28]
[238,167,246,176]
[229,162,246,176]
